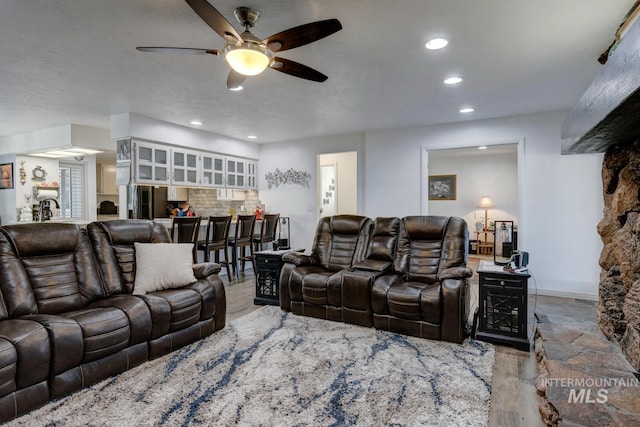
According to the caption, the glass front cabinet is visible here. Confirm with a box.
[134,141,170,185]
[201,153,226,187]
[133,141,256,189]
[171,148,199,186]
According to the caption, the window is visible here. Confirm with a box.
[59,163,84,219]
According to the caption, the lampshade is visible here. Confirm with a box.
[224,42,271,76]
[477,196,495,209]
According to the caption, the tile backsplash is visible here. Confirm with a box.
[188,189,259,217]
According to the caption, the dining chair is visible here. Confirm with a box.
[170,216,201,264]
[228,214,256,278]
[253,213,280,251]
[196,215,232,278]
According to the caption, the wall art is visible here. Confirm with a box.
[265,168,312,189]
[0,163,14,189]
[428,174,456,200]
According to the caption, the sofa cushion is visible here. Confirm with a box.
[133,243,197,294]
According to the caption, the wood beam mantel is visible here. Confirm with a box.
[561,17,640,154]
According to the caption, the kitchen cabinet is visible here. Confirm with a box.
[97,164,118,195]
[246,161,257,189]
[226,158,245,188]
[134,141,170,185]
[201,153,226,187]
[168,186,188,201]
[132,140,256,189]
[171,148,199,186]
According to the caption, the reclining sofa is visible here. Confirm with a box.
[280,215,472,344]
[0,220,226,422]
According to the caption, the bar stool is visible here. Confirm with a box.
[228,214,256,278]
[253,213,280,251]
[170,216,201,264]
[197,215,232,278]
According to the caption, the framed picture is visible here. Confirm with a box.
[428,174,456,200]
[0,163,14,190]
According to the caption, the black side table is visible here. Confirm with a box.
[476,263,531,351]
[254,249,290,306]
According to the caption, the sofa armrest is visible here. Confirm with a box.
[440,278,469,343]
[282,251,316,266]
[192,262,222,280]
[437,266,473,281]
[351,259,392,273]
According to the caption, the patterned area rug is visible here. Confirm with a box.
[9,306,494,426]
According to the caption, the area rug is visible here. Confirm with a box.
[9,306,494,426]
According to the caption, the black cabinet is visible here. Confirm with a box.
[476,268,531,351]
[254,250,289,306]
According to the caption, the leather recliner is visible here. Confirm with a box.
[279,215,373,321]
[87,220,226,359]
[370,216,472,343]
[280,215,472,344]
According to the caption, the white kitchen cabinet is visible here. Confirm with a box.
[134,141,170,185]
[171,148,199,186]
[226,158,246,188]
[168,186,189,201]
[201,153,226,187]
[246,160,257,189]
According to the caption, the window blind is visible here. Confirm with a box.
[59,164,84,219]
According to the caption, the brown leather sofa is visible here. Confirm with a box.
[280,215,472,343]
[0,220,226,422]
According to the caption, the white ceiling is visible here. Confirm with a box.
[0,0,634,144]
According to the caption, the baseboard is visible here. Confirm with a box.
[534,288,598,302]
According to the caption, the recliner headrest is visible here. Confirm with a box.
[1,223,81,257]
[330,215,369,235]
[402,216,450,241]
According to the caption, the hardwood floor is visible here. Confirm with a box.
[222,271,544,426]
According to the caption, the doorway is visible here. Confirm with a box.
[317,151,357,219]
[424,142,523,258]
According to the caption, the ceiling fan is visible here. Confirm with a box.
[137,0,342,89]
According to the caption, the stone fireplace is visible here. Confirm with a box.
[598,141,640,370]
[561,9,640,372]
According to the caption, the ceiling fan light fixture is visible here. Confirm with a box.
[224,42,271,76]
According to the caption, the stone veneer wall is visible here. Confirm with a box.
[597,139,640,371]
[188,189,259,218]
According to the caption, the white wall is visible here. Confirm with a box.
[260,111,603,297]
[258,133,365,250]
[365,110,603,298]
[427,149,518,229]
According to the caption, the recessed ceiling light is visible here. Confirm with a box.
[478,146,488,150]
[229,86,243,91]
[247,135,257,139]
[444,76,463,85]
[190,120,203,125]
[425,38,448,50]
[460,107,475,113]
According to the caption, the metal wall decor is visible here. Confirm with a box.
[265,168,312,189]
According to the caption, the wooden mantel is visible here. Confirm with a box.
[561,17,640,154]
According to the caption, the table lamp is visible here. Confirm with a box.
[477,196,495,231]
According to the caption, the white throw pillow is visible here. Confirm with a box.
[133,243,197,295]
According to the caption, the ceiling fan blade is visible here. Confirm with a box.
[185,0,243,43]
[262,19,342,52]
[271,57,328,82]
[226,70,247,90]
[136,47,220,56]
